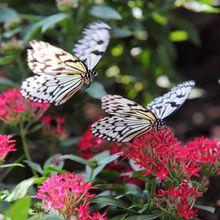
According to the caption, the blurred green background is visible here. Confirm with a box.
[0,0,220,218]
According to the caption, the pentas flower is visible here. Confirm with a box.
[0,89,49,125]
[78,126,121,159]
[125,128,220,180]
[76,202,107,220]
[0,134,16,160]
[156,180,201,219]
[125,128,181,180]
[41,115,68,141]
[35,173,100,219]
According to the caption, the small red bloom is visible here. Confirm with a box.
[0,89,49,125]
[41,115,68,141]
[35,173,96,218]
[78,126,122,159]
[0,134,16,160]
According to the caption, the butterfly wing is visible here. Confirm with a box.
[91,116,154,143]
[21,40,88,105]
[73,21,111,70]
[101,95,157,120]
[147,80,195,120]
[21,74,84,105]
[91,95,157,142]
[27,40,88,75]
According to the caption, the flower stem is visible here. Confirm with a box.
[147,177,156,210]
[19,122,37,176]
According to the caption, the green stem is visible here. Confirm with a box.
[147,177,156,210]
[19,122,37,176]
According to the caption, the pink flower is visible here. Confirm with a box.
[0,134,16,160]
[41,115,68,141]
[0,89,50,125]
[35,173,97,218]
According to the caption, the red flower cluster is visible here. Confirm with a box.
[126,128,220,180]
[41,115,68,141]
[0,89,49,125]
[77,126,121,159]
[35,173,106,219]
[157,180,201,219]
[125,128,220,218]
[0,134,16,160]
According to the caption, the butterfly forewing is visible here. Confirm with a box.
[73,21,111,70]
[91,95,157,142]
[91,116,154,143]
[101,95,157,121]
[28,40,87,75]
[147,80,195,120]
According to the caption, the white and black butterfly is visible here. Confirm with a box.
[21,21,111,105]
[91,80,195,143]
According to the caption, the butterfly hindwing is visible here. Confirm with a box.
[147,80,195,120]
[73,20,111,70]
[21,74,84,105]
[91,116,153,143]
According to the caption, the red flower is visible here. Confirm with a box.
[35,173,96,218]
[156,180,201,219]
[0,89,49,125]
[76,202,107,220]
[41,115,68,141]
[0,134,16,160]
[125,128,181,180]
[185,137,220,165]
[78,126,122,159]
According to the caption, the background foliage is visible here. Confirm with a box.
[0,0,220,219]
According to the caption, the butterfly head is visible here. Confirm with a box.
[89,69,98,77]
[155,119,165,130]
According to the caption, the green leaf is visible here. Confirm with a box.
[99,152,121,165]
[60,154,88,165]
[85,151,121,181]
[23,13,68,41]
[24,160,43,174]
[0,54,17,65]
[173,15,201,45]
[129,159,143,171]
[60,137,80,147]
[169,30,189,42]
[5,196,31,220]
[182,1,220,13]
[0,163,24,169]
[5,177,35,202]
[194,204,215,213]
[89,5,122,20]
[110,214,128,220]
[86,81,108,99]
[0,7,20,24]
[91,196,137,214]
[112,27,133,38]
[126,214,161,220]
[39,13,69,33]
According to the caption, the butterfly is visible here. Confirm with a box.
[91,80,195,143]
[21,21,111,105]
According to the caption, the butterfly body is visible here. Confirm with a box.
[91,80,195,143]
[21,21,111,105]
